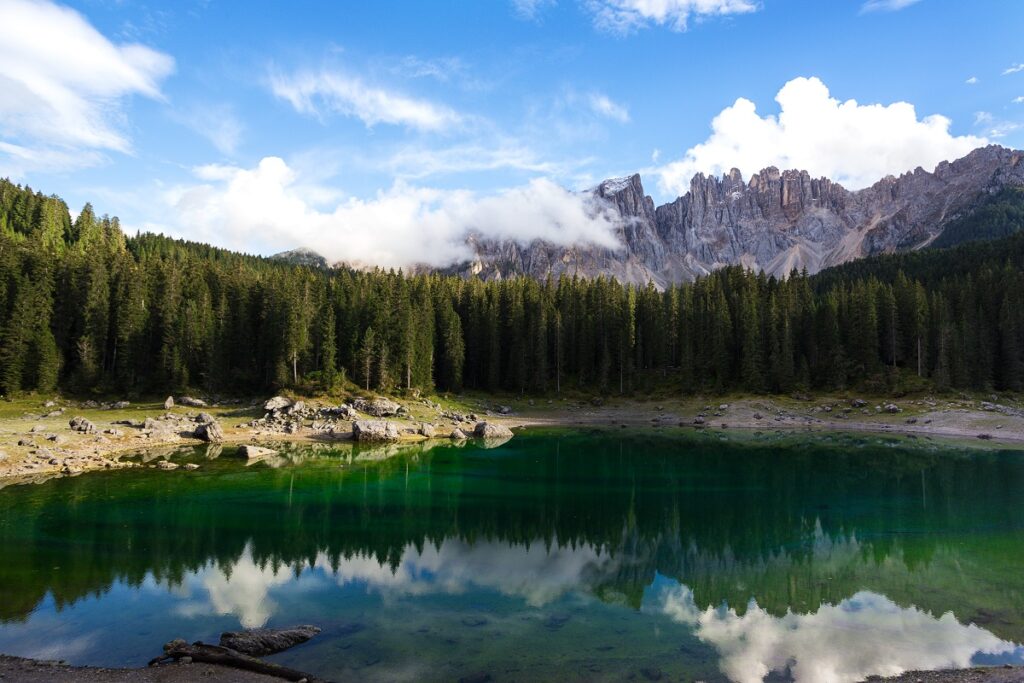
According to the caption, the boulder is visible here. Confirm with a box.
[352,420,400,442]
[355,397,401,417]
[111,401,130,409]
[68,416,96,433]
[194,421,224,443]
[183,463,200,471]
[238,445,278,461]
[850,398,868,408]
[219,625,321,657]
[498,405,512,415]
[289,400,306,414]
[156,461,179,470]
[883,403,902,414]
[195,412,216,424]
[450,428,468,440]
[264,396,293,412]
[419,423,436,438]
[473,422,513,439]
[177,396,207,407]
[163,396,175,410]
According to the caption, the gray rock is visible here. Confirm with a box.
[183,463,200,471]
[451,428,468,440]
[473,422,513,439]
[219,625,321,656]
[353,420,400,442]
[68,416,96,433]
[354,398,401,417]
[111,401,130,409]
[164,396,175,410]
[177,396,207,407]
[884,403,902,414]
[155,460,179,470]
[194,421,224,443]
[263,396,293,411]
[195,412,216,424]
[419,423,436,438]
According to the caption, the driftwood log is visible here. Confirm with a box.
[149,639,327,682]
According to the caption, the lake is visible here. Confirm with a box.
[1,429,1023,682]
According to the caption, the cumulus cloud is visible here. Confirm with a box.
[659,585,1020,683]
[147,156,622,269]
[588,93,630,122]
[0,0,174,175]
[1004,63,1024,76]
[860,0,923,13]
[269,67,463,132]
[587,0,759,33]
[966,76,979,85]
[655,76,987,195]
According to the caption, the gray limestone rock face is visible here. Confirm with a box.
[441,145,1024,286]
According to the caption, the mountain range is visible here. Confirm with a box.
[276,145,1024,285]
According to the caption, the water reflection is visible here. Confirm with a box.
[658,585,1020,683]
[1,430,1023,682]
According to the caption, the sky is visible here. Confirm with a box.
[1,0,1023,267]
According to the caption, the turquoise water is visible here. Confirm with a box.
[1,429,1023,682]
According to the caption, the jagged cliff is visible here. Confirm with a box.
[450,145,1024,286]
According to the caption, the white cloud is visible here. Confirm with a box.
[655,76,987,195]
[974,111,1020,139]
[966,76,979,85]
[171,103,243,155]
[512,0,556,20]
[146,156,621,269]
[587,0,759,33]
[381,141,593,179]
[1004,63,1024,76]
[860,0,923,13]
[588,93,630,123]
[1014,96,1024,104]
[659,585,1019,683]
[269,67,463,132]
[0,0,174,175]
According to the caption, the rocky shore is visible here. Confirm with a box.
[2,392,1023,485]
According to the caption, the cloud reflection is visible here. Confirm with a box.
[658,584,1019,683]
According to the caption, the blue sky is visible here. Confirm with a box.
[1,0,1023,266]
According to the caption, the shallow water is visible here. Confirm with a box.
[1,429,1023,682]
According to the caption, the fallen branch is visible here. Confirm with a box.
[149,639,326,682]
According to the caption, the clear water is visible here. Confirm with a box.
[1,429,1024,682]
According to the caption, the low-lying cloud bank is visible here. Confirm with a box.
[150,156,622,269]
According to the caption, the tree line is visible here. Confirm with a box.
[2,177,1023,397]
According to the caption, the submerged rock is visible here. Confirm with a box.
[353,420,400,442]
[238,445,277,460]
[219,625,321,656]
